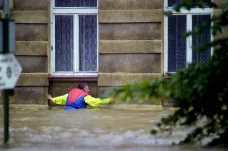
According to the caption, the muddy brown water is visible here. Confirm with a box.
[0,109,226,151]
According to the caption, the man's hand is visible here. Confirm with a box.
[47,94,53,101]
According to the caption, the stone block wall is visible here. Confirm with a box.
[0,0,227,105]
[98,0,163,96]
[1,0,49,105]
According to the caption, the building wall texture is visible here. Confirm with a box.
[0,0,227,105]
[98,0,163,95]
[1,0,49,104]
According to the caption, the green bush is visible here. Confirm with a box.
[109,0,228,146]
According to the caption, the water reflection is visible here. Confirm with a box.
[0,109,226,151]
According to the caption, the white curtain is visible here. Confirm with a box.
[55,15,74,72]
[79,15,97,72]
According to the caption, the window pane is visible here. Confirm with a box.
[55,0,97,7]
[79,15,97,72]
[168,15,187,72]
[55,15,73,72]
[168,0,211,7]
[192,15,211,64]
[168,0,182,7]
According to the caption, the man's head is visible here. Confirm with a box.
[77,83,90,93]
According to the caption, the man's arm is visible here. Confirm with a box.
[47,94,68,105]
[84,95,112,107]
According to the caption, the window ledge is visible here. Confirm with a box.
[48,75,98,81]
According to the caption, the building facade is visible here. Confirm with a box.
[0,0,226,105]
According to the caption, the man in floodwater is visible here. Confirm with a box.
[47,83,112,110]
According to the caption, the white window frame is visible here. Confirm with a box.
[164,0,214,74]
[50,0,99,76]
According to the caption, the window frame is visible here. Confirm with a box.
[164,0,214,74]
[50,0,99,76]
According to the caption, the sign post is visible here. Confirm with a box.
[0,0,21,144]
[3,5,10,144]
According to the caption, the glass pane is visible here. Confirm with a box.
[55,15,73,72]
[55,0,97,7]
[168,0,210,7]
[168,15,187,72]
[79,15,97,72]
[168,0,182,7]
[192,15,211,64]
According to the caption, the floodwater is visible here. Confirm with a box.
[0,109,226,151]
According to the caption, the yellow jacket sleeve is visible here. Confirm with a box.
[52,94,68,105]
[84,95,111,107]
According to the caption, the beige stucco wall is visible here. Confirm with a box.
[0,0,227,105]
[98,0,163,96]
[0,0,49,104]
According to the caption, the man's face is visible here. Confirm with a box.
[83,86,90,93]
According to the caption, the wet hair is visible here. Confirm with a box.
[77,82,89,90]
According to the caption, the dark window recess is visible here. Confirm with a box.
[55,0,97,7]
[192,15,211,64]
[79,15,97,72]
[168,0,182,7]
[55,15,74,72]
[168,0,211,7]
[168,15,187,72]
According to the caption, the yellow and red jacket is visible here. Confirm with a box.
[52,88,110,110]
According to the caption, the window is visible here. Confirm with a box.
[50,0,98,76]
[164,0,213,73]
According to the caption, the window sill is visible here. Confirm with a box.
[48,75,98,81]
